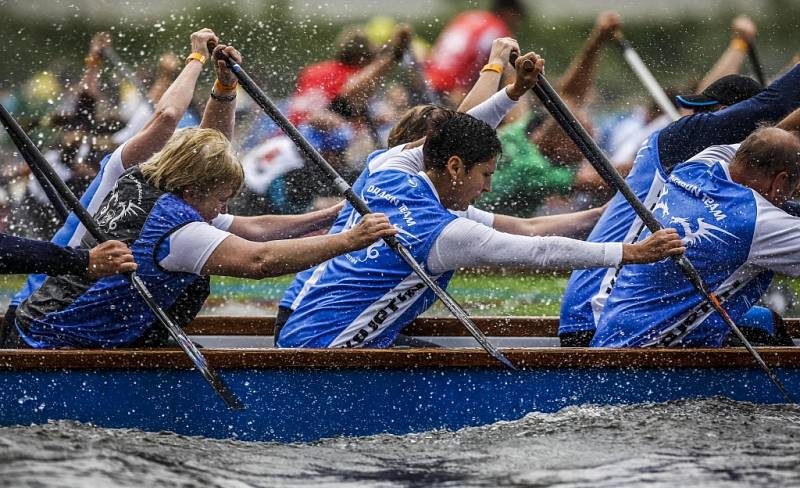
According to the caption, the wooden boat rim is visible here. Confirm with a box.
[1,347,799,370]
[182,315,800,337]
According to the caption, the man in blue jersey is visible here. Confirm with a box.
[593,127,800,347]
[276,52,686,350]
[559,64,800,347]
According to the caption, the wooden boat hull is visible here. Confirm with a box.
[2,347,799,442]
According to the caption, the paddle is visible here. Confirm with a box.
[512,53,794,402]
[4,121,69,222]
[0,102,245,410]
[402,51,438,106]
[746,42,767,86]
[213,46,515,369]
[102,45,150,102]
[615,36,680,121]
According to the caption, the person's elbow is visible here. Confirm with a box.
[152,105,182,129]
[252,248,292,279]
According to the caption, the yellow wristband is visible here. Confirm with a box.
[481,63,503,74]
[731,38,749,51]
[214,78,238,92]
[186,52,207,65]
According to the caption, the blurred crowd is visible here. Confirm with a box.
[0,0,792,241]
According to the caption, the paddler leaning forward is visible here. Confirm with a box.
[6,128,397,349]
[277,51,686,350]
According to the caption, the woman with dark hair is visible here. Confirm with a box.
[277,52,685,350]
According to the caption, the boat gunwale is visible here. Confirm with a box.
[1,347,799,370]
[182,316,800,337]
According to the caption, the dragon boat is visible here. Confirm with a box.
[1,316,798,442]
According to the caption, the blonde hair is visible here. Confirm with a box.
[140,128,243,194]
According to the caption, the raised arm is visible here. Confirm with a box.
[201,213,396,278]
[457,37,519,113]
[77,32,110,100]
[532,12,620,163]
[199,44,242,140]
[120,28,218,169]
[337,25,411,106]
[225,202,344,241]
[696,15,756,92]
[558,11,621,105]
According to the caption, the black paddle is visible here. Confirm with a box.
[747,42,767,86]
[102,45,150,102]
[512,53,794,402]
[402,51,439,106]
[0,102,245,410]
[213,47,515,369]
[5,122,70,221]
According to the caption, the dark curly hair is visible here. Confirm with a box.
[422,112,502,172]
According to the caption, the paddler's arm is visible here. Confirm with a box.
[0,234,135,278]
[121,28,218,169]
[427,219,684,274]
[492,205,606,239]
[200,213,396,278]
[401,49,541,151]
[199,44,242,141]
[219,201,345,242]
[457,37,519,113]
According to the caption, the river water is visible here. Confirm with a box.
[1,398,798,487]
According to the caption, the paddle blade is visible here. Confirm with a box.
[130,273,245,410]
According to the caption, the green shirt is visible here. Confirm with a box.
[479,113,575,217]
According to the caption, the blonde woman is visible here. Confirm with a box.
[11,128,395,349]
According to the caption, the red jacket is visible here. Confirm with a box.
[425,11,511,93]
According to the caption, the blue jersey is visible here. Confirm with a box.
[560,131,666,333]
[560,63,800,334]
[593,149,787,348]
[18,193,206,348]
[280,149,388,312]
[278,168,458,349]
[11,145,127,307]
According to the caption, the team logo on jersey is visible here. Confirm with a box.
[96,180,145,232]
[653,187,670,217]
[344,206,421,264]
[668,216,739,247]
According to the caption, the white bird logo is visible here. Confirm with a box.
[668,216,739,247]
[653,187,670,216]
[653,200,670,217]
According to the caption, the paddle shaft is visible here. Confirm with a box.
[1,116,69,221]
[402,51,438,105]
[102,46,150,100]
[747,42,767,86]
[216,50,515,369]
[616,38,680,121]
[0,102,244,410]
[518,57,793,401]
